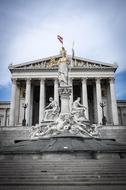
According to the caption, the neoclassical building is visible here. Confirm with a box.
[7,52,120,127]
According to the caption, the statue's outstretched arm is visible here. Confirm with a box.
[78,102,87,109]
[45,103,51,109]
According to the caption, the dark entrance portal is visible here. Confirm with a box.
[32,86,40,125]
[45,80,54,106]
[87,85,94,124]
[73,79,82,102]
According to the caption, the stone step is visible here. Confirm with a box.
[1,167,126,171]
[0,163,125,168]
[0,159,126,189]
[0,159,126,163]
[0,175,126,180]
[0,180,126,185]
[1,186,126,190]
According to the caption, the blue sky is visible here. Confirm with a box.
[0,0,126,101]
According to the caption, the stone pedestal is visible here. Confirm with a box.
[59,86,72,114]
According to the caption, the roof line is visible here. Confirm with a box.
[8,54,61,69]
[8,54,117,69]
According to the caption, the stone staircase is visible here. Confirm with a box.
[0,157,126,190]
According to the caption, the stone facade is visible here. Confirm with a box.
[117,100,126,126]
[0,54,125,127]
[0,101,10,126]
[8,55,120,126]
[1,100,125,127]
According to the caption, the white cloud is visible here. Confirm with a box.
[0,0,126,87]
[7,13,111,63]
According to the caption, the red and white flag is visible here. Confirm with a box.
[57,35,63,44]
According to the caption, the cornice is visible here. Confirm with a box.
[10,66,116,74]
[8,55,117,73]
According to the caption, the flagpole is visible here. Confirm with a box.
[71,41,75,67]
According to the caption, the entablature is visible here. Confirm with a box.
[9,55,117,73]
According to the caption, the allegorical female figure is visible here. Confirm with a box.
[58,47,69,86]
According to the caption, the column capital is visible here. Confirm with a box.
[69,77,73,84]
[109,77,115,83]
[81,77,88,83]
[40,78,45,86]
[39,78,45,82]
[69,77,74,80]
[82,77,88,80]
[11,78,17,83]
[26,78,31,85]
[39,78,45,80]
[53,77,58,82]
[25,78,31,83]
[96,77,102,83]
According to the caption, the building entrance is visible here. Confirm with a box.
[73,79,82,102]
[45,80,54,106]
[32,85,40,125]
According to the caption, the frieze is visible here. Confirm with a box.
[73,60,106,68]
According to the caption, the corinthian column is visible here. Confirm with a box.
[82,78,89,119]
[69,78,73,111]
[54,78,59,105]
[109,78,119,125]
[96,78,102,124]
[39,78,45,123]
[10,78,17,126]
[25,79,31,126]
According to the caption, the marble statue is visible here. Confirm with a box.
[31,47,101,139]
[36,115,66,137]
[31,113,95,138]
[44,97,60,121]
[58,47,69,86]
[72,97,87,120]
[89,124,101,137]
[49,57,57,68]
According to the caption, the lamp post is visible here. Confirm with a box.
[22,103,27,126]
[100,102,107,125]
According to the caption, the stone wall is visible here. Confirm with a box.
[99,126,126,143]
[0,127,31,146]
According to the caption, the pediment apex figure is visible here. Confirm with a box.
[58,47,69,86]
[59,47,68,62]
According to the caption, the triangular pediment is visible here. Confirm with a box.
[8,55,117,71]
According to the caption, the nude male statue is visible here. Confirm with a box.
[72,97,87,120]
[44,97,59,120]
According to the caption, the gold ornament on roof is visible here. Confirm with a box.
[59,47,68,63]
[49,57,57,68]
